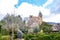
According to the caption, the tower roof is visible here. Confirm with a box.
[39,11,42,17]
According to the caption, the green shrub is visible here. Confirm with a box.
[36,35,43,40]
[23,33,60,40]
[24,34,35,40]
[54,35,60,40]
[1,29,9,35]
[0,34,2,40]
[1,35,10,40]
[43,35,51,40]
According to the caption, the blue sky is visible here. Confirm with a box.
[15,0,47,8]
[0,0,60,23]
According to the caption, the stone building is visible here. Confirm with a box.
[52,23,60,31]
[27,12,42,27]
[25,12,43,33]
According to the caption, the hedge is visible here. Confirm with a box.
[24,33,60,40]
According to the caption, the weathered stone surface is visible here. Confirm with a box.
[17,29,23,39]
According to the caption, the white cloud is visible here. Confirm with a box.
[43,13,60,23]
[0,13,6,20]
[15,3,50,18]
[0,0,60,23]
[49,0,60,13]
[43,0,53,7]
[0,0,18,20]
[0,0,18,15]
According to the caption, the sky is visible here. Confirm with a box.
[0,0,60,23]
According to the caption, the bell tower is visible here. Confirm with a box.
[39,11,42,18]
[38,11,42,25]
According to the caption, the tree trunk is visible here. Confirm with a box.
[12,28,14,40]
